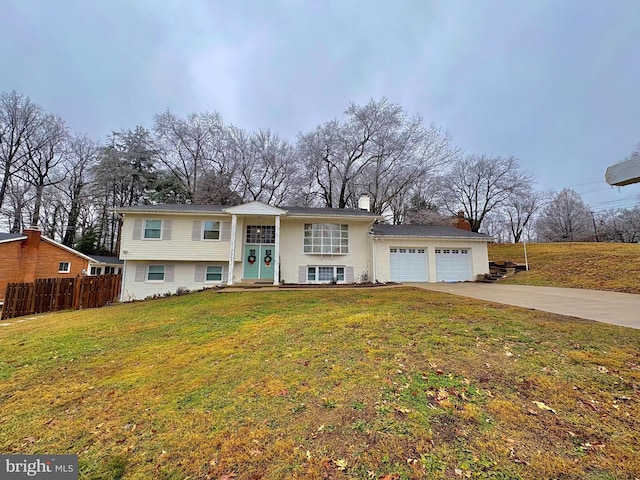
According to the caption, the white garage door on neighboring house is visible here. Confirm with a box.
[390,247,428,282]
[435,248,472,282]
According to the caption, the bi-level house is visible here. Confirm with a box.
[115,199,492,300]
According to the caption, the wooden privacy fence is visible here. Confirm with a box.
[1,274,122,320]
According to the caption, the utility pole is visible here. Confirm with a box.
[590,211,599,242]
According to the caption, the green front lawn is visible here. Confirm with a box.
[1,288,639,479]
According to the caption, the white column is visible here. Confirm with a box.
[227,214,237,286]
[273,215,280,285]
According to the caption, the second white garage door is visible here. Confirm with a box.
[390,247,428,282]
[435,248,472,282]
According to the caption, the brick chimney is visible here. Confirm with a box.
[20,228,41,282]
[456,211,471,231]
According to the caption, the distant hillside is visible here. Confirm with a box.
[488,242,640,294]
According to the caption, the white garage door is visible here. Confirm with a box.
[390,247,428,282]
[435,248,472,282]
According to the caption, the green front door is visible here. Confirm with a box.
[243,244,275,280]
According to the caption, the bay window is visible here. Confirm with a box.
[303,224,349,254]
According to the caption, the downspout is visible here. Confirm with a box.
[372,234,378,283]
[227,214,237,286]
[120,260,127,302]
[117,212,127,301]
[273,215,280,286]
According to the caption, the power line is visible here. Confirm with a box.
[565,180,607,188]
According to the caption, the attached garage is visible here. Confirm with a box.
[435,248,471,282]
[389,247,428,282]
[371,224,492,284]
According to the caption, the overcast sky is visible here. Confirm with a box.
[2,0,639,211]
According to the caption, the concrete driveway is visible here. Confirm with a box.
[409,283,640,330]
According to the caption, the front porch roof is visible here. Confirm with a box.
[223,201,287,216]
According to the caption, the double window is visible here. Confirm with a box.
[307,266,345,283]
[303,224,349,254]
[58,262,70,273]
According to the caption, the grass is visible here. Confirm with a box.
[489,242,640,294]
[1,287,639,479]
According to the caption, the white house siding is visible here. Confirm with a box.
[119,214,241,262]
[373,237,489,283]
[121,260,228,300]
[278,217,373,284]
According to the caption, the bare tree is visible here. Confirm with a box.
[20,113,68,227]
[298,98,454,213]
[297,119,342,207]
[0,91,43,212]
[536,188,593,241]
[439,154,532,233]
[502,187,547,242]
[235,129,300,205]
[596,206,640,243]
[1,178,33,233]
[154,110,228,201]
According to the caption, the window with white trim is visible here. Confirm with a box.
[304,224,348,254]
[147,265,165,281]
[144,219,162,239]
[206,265,223,281]
[203,221,221,240]
[58,262,70,273]
[307,266,345,283]
[90,266,102,275]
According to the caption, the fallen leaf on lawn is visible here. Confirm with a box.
[533,401,557,414]
[219,473,237,480]
[597,365,609,374]
[394,406,412,414]
[334,458,348,471]
[526,409,539,416]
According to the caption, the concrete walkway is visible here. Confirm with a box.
[409,283,640,330]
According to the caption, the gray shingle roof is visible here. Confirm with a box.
[371,224,493,240]
[115,204,380,218]
[283,206,380,218]
[0,233,27,242]
[116,204,226,213]
[89,255,123,264]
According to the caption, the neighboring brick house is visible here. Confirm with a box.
[0,229,122,303]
